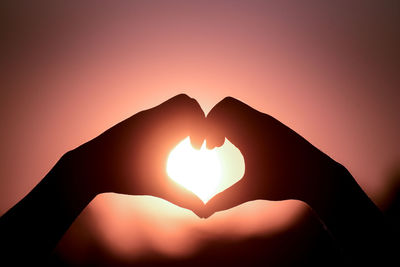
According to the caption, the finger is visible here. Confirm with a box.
[205,118,225,149]
[206,96,258,150]
[161,177,207,218]
[155,94,206,147]
[182,96,206,150]
[190,135,204,150]
[154,93,196,111]
[173,95,206,150]
[203,178,252,218]
[189,116,206,150]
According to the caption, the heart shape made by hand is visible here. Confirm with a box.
[167,137,245,203]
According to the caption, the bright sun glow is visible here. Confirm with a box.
[167,137,245,203]
[167,137,221,203]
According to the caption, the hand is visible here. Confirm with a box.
[204,97,340,216]
[63,94,206,214]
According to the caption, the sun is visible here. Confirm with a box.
[167,137,222,203]
[167,136,245,204]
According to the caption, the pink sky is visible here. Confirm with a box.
[1,1,399,264]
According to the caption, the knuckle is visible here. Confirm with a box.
[174,94,198,109]
[221,96,237,105]
[174,93,191,102]
[210,96,237,116]
[222,96,235,102]
[186,98,204,116]
[217,96,241,112]
[172,95,205,121]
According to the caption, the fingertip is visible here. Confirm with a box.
[192,208,211,219]
[205,134,225,150]
[200,209,215,219]
[214,136,225,147]
[202,199,222,218]
[190,136,204,150]
[204,180,249,214]
[206,139,215,150]
[205,120,225,149]
[189,112,206,149]
[204,194,225,214]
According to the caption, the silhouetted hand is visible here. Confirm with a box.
[204,97,338,213]
[0,94,206,263]
[204,97,394,265]
[65,94,206,213]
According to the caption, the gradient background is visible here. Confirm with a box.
[1,1,399,265]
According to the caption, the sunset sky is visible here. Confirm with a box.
[1,1,399,264]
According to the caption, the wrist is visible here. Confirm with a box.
[303,161,389,264]
[297,154,347,211]
[50,151,98,206]
[305,162,356,217]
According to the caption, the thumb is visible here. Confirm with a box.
[161,177,207,218]
[203,178,252,218]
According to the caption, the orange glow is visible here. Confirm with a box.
[167,137,245,203]
[62,194,307,262]
[2,1,399,265]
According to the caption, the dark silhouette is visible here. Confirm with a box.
[0,95,396,266]
[0,94,206,264]
[203,97,396,265]
[384,166,400,242]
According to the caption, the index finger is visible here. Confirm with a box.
[206,96,261,149]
